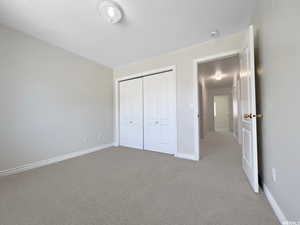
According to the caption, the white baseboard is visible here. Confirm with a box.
[175,152,198,161]
[263,183,288,225]
[0,143,113,177]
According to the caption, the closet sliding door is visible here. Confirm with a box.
[143,71,177,154]
[119,79,143,149]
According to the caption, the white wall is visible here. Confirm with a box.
[253,0,300,220]
[114,33,243,157]
[0,25,114,171]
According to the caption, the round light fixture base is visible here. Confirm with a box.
[98,1,123,24]
[211,29,220,38]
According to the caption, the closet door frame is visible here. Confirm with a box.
[114,65,177,155]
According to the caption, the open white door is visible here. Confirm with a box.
[240,25,259,193]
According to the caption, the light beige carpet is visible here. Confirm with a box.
[0,132,279,225]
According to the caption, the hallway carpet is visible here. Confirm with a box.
[0,132,279,225]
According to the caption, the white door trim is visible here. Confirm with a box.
[193,50,240,160]
[114,65,178,154]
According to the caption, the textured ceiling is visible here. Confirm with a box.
[0,0,255,67]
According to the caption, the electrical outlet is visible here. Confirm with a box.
[272,168,277,182]
[98,133,103,140]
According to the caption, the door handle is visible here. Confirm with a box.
[252,114,263,118]
[155,121,159,125]
[129,121,134,124]
[244,113,263,119]
[244,114,251,119]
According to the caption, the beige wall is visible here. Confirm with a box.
[0,25,114,171]
[114,33,243,157]
[254,0,300,220]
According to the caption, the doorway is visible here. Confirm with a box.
[214,95,233,133]
[194,27,259,193]
[197,54,240,141]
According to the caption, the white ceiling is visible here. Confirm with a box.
[198,55,239,89]
[0,0,255,67]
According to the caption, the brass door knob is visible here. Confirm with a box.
[252,114,263,118]
[244,113,263,119]
[244,114,251,119]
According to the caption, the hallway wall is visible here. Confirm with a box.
[199,76,209,138]
[253,0,300,220]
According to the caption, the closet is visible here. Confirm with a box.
[119,70,177,155]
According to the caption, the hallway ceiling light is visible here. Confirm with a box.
[215,75,222,80]
[98,1,123,24]
[214,71,223,81]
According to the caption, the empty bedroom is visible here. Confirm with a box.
[0,0,299,225]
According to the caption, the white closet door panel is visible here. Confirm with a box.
[119,79,143,149]
[143,71,177,154]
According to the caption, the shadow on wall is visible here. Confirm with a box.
[254,28,264,185]
[198,82,204,140]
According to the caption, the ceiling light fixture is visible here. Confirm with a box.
[211,29,220,38]
[98,0,123,24]
[214,71,223,81]
[215,74,222,80]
